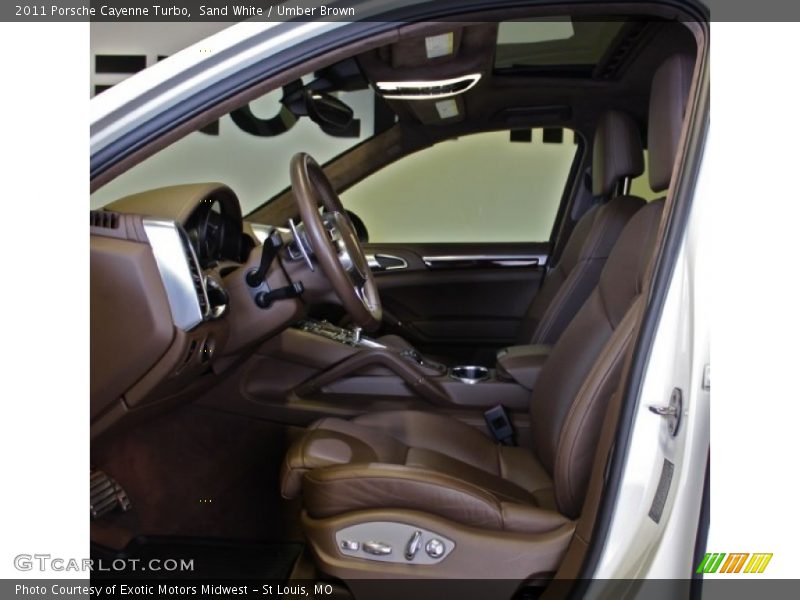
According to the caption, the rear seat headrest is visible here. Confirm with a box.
[648,53,695,193]
[592,110,644,197]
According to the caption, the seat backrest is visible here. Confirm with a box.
[528,53,694,518]
[517,110,645,346]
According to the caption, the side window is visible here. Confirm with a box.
[90,82,381,212]
[340,129,578,243]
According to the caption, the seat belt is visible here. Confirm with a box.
[484,405,516,446]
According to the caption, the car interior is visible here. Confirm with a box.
[90,7,703,598]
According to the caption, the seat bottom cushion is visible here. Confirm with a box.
[281,411,569,533]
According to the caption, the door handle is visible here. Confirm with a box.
[648,405,678,417]
[421,254,545,269]
[648,388,683,437]
[365,253,408,271]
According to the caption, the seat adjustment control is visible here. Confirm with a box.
[336,523,453,563]
[405,530,422,560]
[425,539,445,559]
[363,541,392,556]
[340,540,359,551]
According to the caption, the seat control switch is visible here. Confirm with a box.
[336,522,453,564]
[405,530,422,561]
[340,540,359,551]
[363,541,392,556]
[426,539,445,559]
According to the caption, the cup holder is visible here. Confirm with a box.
[449,365,490,385]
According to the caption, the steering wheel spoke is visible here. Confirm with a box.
[287,218,315,272]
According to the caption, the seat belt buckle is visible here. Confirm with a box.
[483,405,516,446]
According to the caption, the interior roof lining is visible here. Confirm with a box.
[92,2,702,195]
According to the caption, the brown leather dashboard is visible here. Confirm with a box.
[90,183,305,436]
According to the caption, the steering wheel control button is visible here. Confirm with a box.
[425,539,445,559]
[254,281,304,309]
[340,540,360,552]
[363,541,392,556]
[405,530,422,561]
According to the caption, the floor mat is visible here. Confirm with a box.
[91,536,304,580]
[91,406,304,546]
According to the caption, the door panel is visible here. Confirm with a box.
[365,242,550,359]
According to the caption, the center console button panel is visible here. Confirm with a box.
[297,319,387,349]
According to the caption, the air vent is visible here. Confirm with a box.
[595,22,651,80]
[178,228,209,316]
[90,210,120,229]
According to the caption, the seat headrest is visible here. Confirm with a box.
[592,110,644,197]
[648,53,694,193]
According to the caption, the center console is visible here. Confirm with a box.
[298,320,448,374]
[291,320,541,411]
[207,318,551,449]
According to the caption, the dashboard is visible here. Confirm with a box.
[89,182,303,436]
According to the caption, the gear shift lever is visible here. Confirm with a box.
[399,348,447,374]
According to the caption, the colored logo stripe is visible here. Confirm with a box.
[696,552,772,574]
[696,553,726,573]
[720,553,749,573]
[744,553,773,573]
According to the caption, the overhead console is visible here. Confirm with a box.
[357,24,498,125]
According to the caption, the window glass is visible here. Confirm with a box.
[341,129,578,243]
[90,82,382,213]
[495,18,625,74]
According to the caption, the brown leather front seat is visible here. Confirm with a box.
[281,53,693,582]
